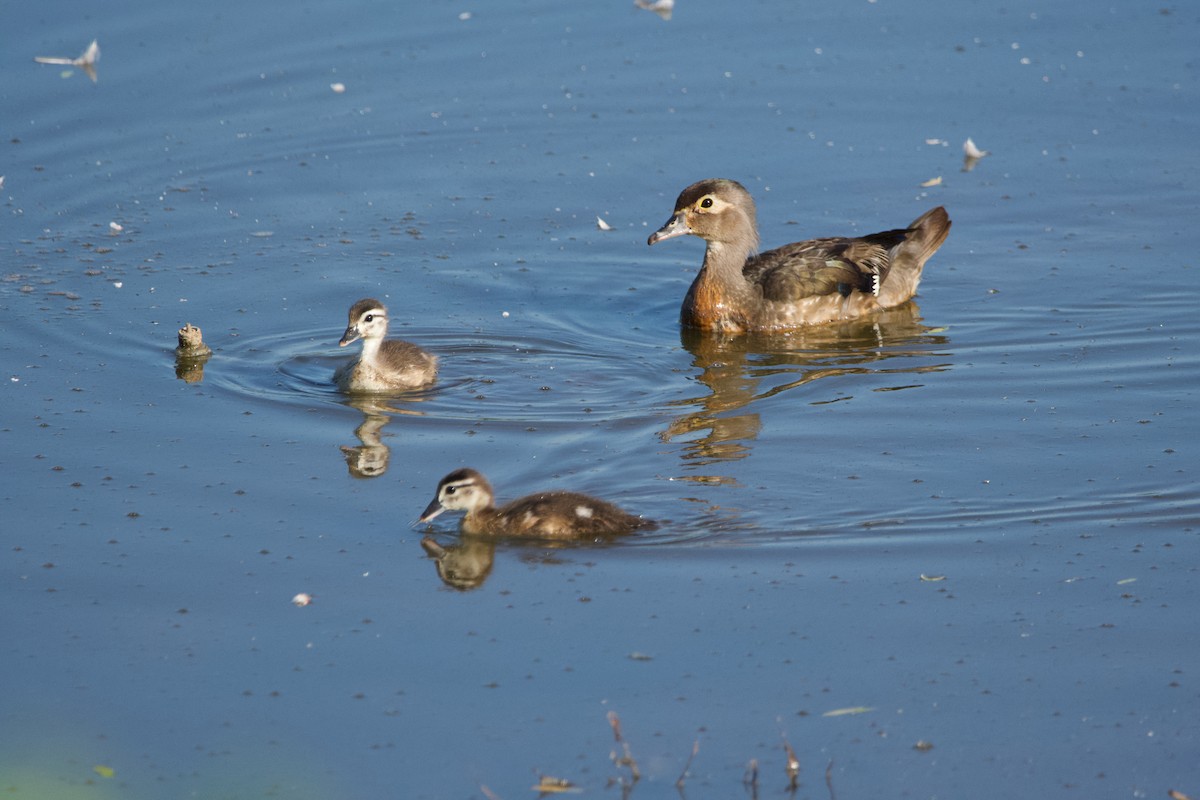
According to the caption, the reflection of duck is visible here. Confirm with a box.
[339,410,391,479]
[334,298,437,393]
[666,304,950,466]
[648,179,950,332]
[418,468,652,539]
[420,536,495,591]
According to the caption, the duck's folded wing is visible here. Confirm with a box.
[746,233,905,300]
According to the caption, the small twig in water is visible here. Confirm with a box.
[782,736,801,792]
[607,711,641,784]
[675,739,700,789]
[825,758,837,800]
[742,758,759,799]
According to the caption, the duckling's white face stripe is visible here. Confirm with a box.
[358,308,387,327]
[442,479,476,498]
[574,505,594,519]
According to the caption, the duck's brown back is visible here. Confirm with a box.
[465,491,649,539]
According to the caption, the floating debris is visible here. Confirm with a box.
[962,137,990,171]
[963,137,988,159]
[596,216,614,231]
[291,593,313,607]
[176,323,211,358]
[913,739,935,752]
[920,175,943,187]
[919,573,946,582]
[175,323,213,383]
[822,706,874,717]
[93,765,115,779]
[109,221,124,233]
[34,39,100,83]
[531,775,581,794]
[330,82,346,94]
[635,0,674,21]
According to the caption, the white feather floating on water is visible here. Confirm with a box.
[635,0,674,21]
[962,137,990,172]
[963,138,989,159]
[35,39,100,83]
[596,216,614,231]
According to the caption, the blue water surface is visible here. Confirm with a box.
[3,0,1198,797]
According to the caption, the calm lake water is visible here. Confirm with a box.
[3,0,1198,797]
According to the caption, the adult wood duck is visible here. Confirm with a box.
[333,298,438,393]
[648,178,951,333]
[418,468,651,540]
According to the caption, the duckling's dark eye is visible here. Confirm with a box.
[364,314,375,322]
[445,485,456,495]
[699,197,714,209]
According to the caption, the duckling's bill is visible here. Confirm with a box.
[647,214,691,245]
[418,497,447,523]
[338,326,362,347]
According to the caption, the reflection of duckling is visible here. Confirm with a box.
[334,298,437,393]
[420,536,495,591]
[648,179,951,332]
[339,412,391,478]
[418,468,651,539]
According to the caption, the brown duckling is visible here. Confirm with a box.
[418,467,651,540]
[648,178,951,333]
[333,298,437,393]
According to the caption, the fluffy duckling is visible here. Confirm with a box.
[418,468,651,540]
[333,298,437,393]
[648,178,951,332]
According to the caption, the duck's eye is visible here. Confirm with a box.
[699,197,714,209]
[364,314,375,322]
[445,485,456,495]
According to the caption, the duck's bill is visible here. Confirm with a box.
[418,499,446,523]
[647,214,691,245]
[338,326,361,347]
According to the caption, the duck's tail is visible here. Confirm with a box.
[876,206,951,307]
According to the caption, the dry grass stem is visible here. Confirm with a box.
[607,711,641,785]
[675,739,700,789]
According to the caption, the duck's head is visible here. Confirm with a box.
[647,178,759,249]
[419,468,495,522]
[339,298,389,347]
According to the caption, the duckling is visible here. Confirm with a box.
[333,298,437,393]
[648,178,951,333]
[418,467,651,540]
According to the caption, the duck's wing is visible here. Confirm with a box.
[500,492,644,539]
[746,229,911,301]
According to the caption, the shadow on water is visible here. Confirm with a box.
[664,303,952,469]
